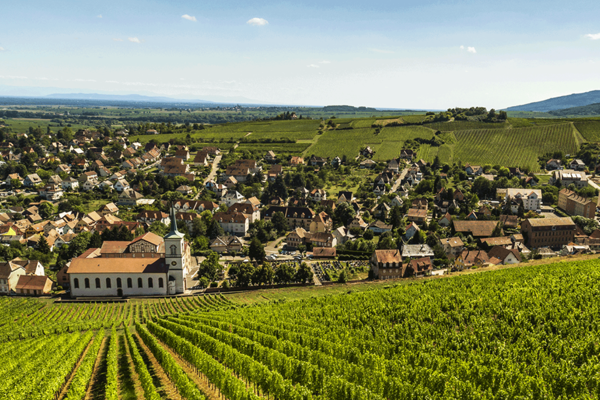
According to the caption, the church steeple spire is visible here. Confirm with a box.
[165,203,184,239]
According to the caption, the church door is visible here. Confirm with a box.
[117,288,123,297]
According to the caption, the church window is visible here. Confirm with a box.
[74,278,79,289]
[84,278,90,289]
[127,278,132,288]
[170,245,177,255]
[148,278,153,288]
[159,278,164,288]
[95,278,101,288]
[117,278,122,288]
[106,278,112,288]
[138,278,143,288]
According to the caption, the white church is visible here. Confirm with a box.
[68,207,191,297]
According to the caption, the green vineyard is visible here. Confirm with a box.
[1,258,600,399]
[452,123,579,170]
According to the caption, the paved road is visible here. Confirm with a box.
[203,154,222,186]
[588,178,600,192]
[194,154,222,200]
[391,167,408,192]
[264,235,287,255]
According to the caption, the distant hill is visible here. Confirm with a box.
[323,105,378,112]
[45,93,216,104]
[549,102,600,117]
[506,90,600,112]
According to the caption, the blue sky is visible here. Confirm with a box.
[1,0,600,108]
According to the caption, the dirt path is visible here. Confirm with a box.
[86,336,108,400]
[154,335,223,400]
[119,334,143,400]
[133,332,182,400]
[57,337,95,400]
[302,133,322,157]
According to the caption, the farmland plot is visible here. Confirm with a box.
[574,120,600,142]
[453,123,578,171]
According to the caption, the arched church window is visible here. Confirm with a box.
[170,245,177,255]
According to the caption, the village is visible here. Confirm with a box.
[0,126,599,297]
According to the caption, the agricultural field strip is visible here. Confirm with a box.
[0,295,231,342]
[0,332,90,400]
[147,320,272,400]
[135,322,205,400]
[173,313,389,396]
[63,330,105,400]
[160,316,382,400]
[124,326,161,399]
[453,123,577,171]
[202,260,600,398]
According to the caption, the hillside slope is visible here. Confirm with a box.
[506,90,600,112]
[549,102,600,117]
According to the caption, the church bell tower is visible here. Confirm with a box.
[165,206,186,294]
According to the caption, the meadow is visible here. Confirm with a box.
[2,257,600,399]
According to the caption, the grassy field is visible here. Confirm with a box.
[4,118,94,133]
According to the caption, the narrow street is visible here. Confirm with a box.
[391,167,408,192]
[194,154,222,200]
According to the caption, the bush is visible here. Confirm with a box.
[199,276,210,288]
[210,281,219,288]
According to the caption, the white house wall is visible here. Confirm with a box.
[70,273,168,297]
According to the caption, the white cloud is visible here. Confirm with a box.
[586,33,600,40]
[128,37,141,43]
[0,47,5,51]
[369,48,394,54]
[247,17,268,26]
[113,38,123,42]
[307,64,319,68]
[460,45,464,49]
[97,14,102,18]
[467,46,476,53]
[319,60,331,64]
[182,14,197,22]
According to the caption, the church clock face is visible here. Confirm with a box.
[171,261,177,266]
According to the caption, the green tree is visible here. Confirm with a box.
[68,232,91,258]
[274,263,296,284]
[389,206,403,229]
[90,231,103,248]
[337,269,348,283]
[294,262,314,283]
[149,221,169,237]
[37,235,50,254]
[235,262,255,287]
[248,237,266,262]
[198,251,221,281]
[271,211,289,233]
[38,202,55,219]
[252,262,274,286]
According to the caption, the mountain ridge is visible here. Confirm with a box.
[506,90,600,112]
